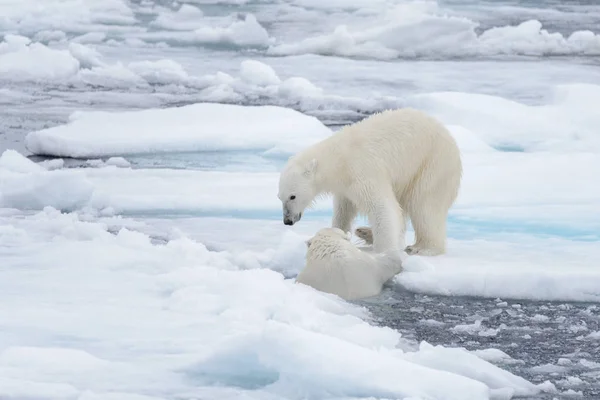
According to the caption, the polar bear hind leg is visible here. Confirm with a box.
[404,156,460,256]
[355,174,458,255]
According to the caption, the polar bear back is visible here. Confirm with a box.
[329,108,459,187]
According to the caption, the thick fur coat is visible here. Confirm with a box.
[278,108,462,256]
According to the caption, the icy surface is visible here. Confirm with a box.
[0,208,547,400]
[2,0,600,399]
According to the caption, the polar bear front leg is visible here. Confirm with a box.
[362,188,406,253]
[332,195,357,234]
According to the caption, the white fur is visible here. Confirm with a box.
[278,108,462,255]
[296,228,404,301]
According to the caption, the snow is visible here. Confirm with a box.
[0,0,137,34]
[587,331,600,340]
[267,4,600,59]
[25,103,332,158]
[2,0,600,398]
[0,149,43,173]
[407,83,600,152]
[0,36,80,81]
[472,349,516,364]
[240,60,282,86]
[0,151,93,211]
[0,206,549,400]
[193,14,271,47]
[105,157,131,168]
[9,83,600,303]
[150,4,205,31]
[138,13,272,48]
[404,342,539,397]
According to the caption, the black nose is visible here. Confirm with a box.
[284,218,294,225]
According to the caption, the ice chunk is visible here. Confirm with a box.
[472,348,516,364]
[0,149,43,173]
[151,4,205,31]
[105,157,132,168]
[0,35,80,81]
[194,14,271,47]
[0,377,79,400]
[0,150,94,211]
[404,343,541,397]
[39,159,65,171]
[0,210,538,399]
[240,59,281,86]
[141,13,272,47]
[191,321,492,400]
[25,103,332,158]
[267,3,600,60]
[0,346,110,373]
[407,84,600,152]
[72,32,107,44]
[127,59,190,85]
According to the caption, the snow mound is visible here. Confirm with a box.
[194,14,271,47]
[140,13,272,48]
[0,36,186,87]
[267,3,600,59]
[0,208,543,399]
[0,36,397,118]
[0,35,80,81]
[405,342,539,397]
[189,60,401,118]
[150,4,205,31]
[25,103,332,158]
[408,83,600,152]
[0,0,137,35]
[395,235,600,302]
[0,152,593,303]
[0,150,94,211]
[0,35,395,118]
[0,149,43,173]
[240,59,281,86]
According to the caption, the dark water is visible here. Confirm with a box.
[360,288,600,399]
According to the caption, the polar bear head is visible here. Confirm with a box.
[304,227,353,260]
[305,227,351,248]
[278,157,318,225]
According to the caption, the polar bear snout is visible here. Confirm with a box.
[283,211,302,225]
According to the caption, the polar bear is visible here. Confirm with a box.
[295,227,405,301]
[278,108,462,256]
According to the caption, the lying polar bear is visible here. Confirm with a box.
[295,227,405,301]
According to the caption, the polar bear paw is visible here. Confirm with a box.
[354,226,374,245]
[405,245,444,256]
[356,227,444,256]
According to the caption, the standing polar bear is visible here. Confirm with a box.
[278,108,462,256]
[296,227,405,300]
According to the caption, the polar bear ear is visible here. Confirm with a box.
[303,158,318,177]
[305,238,313,248]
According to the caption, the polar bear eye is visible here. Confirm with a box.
[289,195,296,200]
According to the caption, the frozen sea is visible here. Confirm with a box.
[1,0,600,399]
